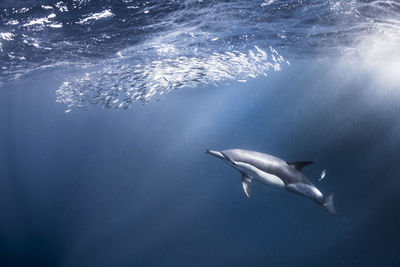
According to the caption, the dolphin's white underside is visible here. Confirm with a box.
[233,161,285,188]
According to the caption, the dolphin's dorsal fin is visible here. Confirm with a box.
[286,161,313,171]
[241,173,252,198]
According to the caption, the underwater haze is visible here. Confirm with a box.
[1,0,400,266]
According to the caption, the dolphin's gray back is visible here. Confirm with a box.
[221,149,311,185]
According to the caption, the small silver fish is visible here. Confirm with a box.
[319,169,327,181]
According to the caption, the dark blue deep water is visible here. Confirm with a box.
[1,1,400,266]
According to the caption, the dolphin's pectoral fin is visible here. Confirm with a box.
[241,173,252,198]
[286,161,313,171]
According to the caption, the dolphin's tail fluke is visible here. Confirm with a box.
[323,193,336,215]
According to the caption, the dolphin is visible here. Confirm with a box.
[205,149,336,214]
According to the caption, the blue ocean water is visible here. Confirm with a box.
[1,0,400,266]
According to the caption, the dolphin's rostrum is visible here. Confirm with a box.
[205,149,336,214]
